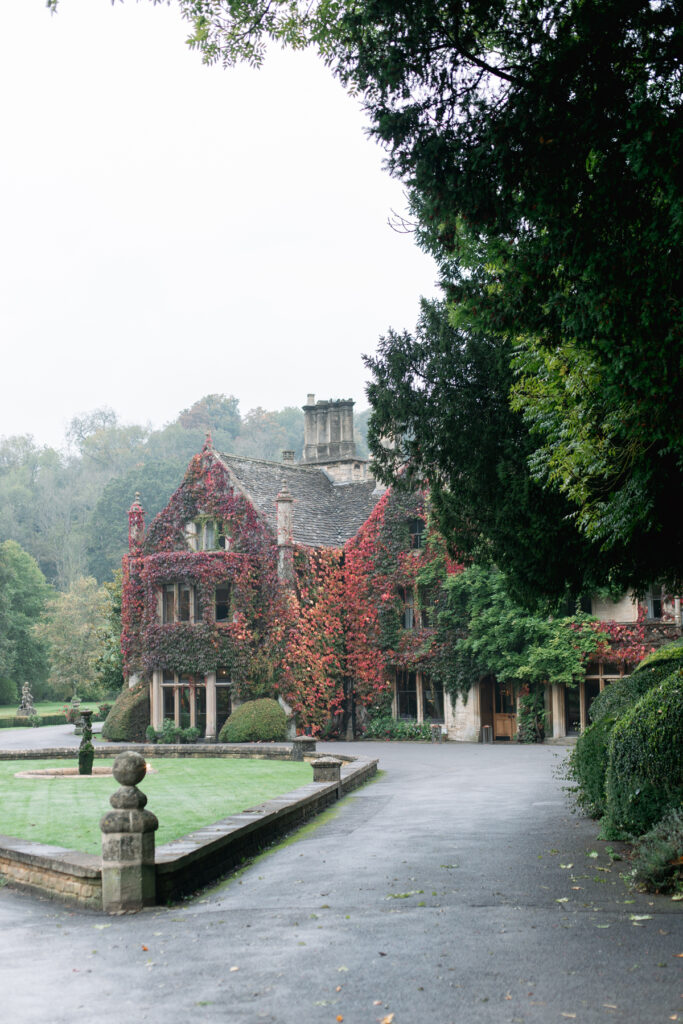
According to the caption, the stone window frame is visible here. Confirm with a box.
[159,583,197,624]
[184,519,231,552]
[393,668,445,724]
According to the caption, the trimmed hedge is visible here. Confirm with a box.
[590,638,683,724]
[605,669,683,836]
[218,698,287,743]
[0,714,67,729]
[101,684,150,742]
[630,808,683,893]
[569,714,618,817]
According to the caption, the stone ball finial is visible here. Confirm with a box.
[112,750,147,787]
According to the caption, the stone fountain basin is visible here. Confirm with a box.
[14,766,155,780]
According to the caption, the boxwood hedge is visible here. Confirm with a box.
[604,669,683,836]
[218,698,287,743]
[589,638,683,724]
[101,683,150,742]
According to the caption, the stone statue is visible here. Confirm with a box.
[16,681,36,718]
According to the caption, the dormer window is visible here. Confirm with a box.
[185,520,231,552]
[408,518,424,550]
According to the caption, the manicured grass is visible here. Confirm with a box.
[0,758,312,855]
[0,701,99,716]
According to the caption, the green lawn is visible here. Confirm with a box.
[0,701,100,718]
[0,758,312,855]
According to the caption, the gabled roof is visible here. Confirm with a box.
[216,452,381,548]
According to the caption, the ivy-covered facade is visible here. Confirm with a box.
[121,397,682,742]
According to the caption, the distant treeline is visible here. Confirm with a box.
[0,395,370,587]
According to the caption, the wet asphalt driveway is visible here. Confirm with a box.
[0,737,681,1023]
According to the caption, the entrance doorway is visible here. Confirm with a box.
[479,678,517,741]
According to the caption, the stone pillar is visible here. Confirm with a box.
[205,672,217,741]
[291,736,317,760]
[152,671,163,732]
[276,480,295,585]
[128,493,145,553]
[551,683,566,738]
[100,751,158,914]
[312,756,342,797]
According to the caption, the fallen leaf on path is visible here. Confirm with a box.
[560,1014,576,1019]
[381,1015,394,1024]
[560,864,573,870]
[93,924,111,930]
[229,966,239,972]
[141,945,148,951]
[603,1004,617,1009]
[671,894,683,902]
[556,897,569,903]
[338,966,349,972]
[629,914,652,921]
[336,1016,343,1022]
[587,851,599,859]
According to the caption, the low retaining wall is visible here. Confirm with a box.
[0,748,377,911]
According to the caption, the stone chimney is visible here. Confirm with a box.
[302,397,356,464]
[128,493,145,553]
[276,479,294,585]
[282,450,295,463]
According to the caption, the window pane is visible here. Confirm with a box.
[408,519,424,549]
[204,521,215,550]
[422,675,444,723]
[162,685,175,720]
[215,586,231,622]
[163,586,175,624]
[396,669,417,719]
[179,585,191,622]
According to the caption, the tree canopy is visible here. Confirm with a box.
[135,0,682,594]
[0,540,52,703]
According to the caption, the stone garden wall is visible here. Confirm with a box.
[0,745,377,912]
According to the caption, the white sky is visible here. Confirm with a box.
[0,1,438,449]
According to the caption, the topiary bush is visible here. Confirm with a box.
[604,669,683,837]
[590,639,683,724]
[218,698,287,743]
[569,714,619,817]
[630,807,683,894]
[101,683,150,742]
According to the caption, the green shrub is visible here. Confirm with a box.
[569,715,619,817]
[219,699,287,743]
[28,713,42,728]
[630,808,683,894]
[604,669,683,836]
[364,713,432,741]
[590,639,683,723]
[517,687,546,743]
[182,726,201,743]
[101,683,150,742]
[145,724,157,744]
[0,713,66,728]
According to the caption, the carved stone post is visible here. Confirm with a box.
[312,756,342,798]
[291,736,317,761]
[100,751,158,914]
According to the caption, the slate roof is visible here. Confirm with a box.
[217,453,382,548]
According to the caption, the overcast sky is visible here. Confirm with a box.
[0,1,438,449]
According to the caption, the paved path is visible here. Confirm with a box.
[0,722,102,750]
[0,740,680,1023]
